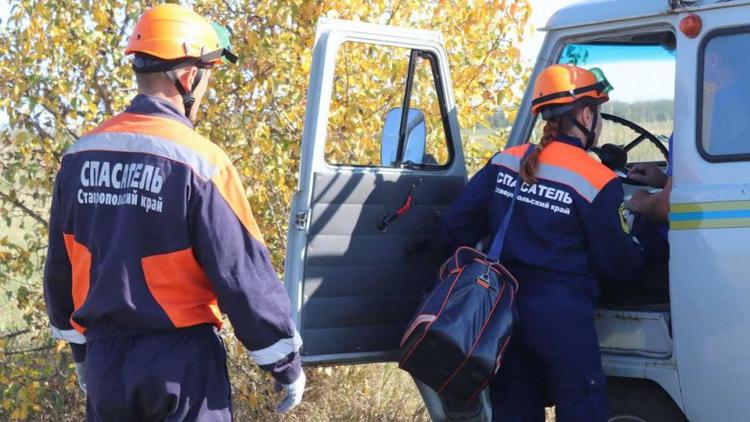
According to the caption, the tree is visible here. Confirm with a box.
[0,0,531,419]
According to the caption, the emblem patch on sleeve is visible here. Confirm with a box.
[619,202,631,234]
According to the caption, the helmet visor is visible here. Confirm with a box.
[588,67,613,94]
[209,22,238,65]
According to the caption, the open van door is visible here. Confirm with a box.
[284,19,467,365]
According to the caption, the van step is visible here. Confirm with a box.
[595,309,672,358]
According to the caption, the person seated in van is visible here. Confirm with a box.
[629,43,738,224]
[598,147,671,304]
[624,133,673,271]
[627,138,672,223]
[443,64,645,422]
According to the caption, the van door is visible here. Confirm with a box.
[670,4,750,421]
[284,19,467,365]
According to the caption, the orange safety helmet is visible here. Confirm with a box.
[125,4,237,118]
[531,64,611,120]
[125,4,237,72]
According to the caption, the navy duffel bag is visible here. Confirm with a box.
[399,145,534,403]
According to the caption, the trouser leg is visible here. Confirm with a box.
[518,290,608,422]
[490,332,546,422]
[86,325,232,422]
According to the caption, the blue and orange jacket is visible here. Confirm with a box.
[444,136,645,298]
[43,95,301,383]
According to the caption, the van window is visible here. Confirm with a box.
[325,41,451,168]
[532,40,675,164]
[699,30,750,159]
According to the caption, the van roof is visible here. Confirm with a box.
[544,0,744,31]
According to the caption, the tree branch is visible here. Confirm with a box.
[93,69,113,116]
[3,344,54,355]
[463,37,502,90]
[0,329,30,339]
[0,190,48,228]
[386,0,405,25]
[40,103,80,140]
[116,0,133,43]
[20,113,54,141]
[221,0,239,16]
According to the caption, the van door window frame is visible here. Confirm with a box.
[323,41,455,171]
[696,25,750,163]
[508,23,676,150]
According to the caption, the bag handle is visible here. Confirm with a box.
[487,144,536,262]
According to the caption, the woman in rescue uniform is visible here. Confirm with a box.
[443,64,645,422]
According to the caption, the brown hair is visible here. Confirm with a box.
[521,104,592,185]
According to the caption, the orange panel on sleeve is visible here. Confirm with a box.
[141,248,222,329]
[211,164,266,245]
[63,234,91,334]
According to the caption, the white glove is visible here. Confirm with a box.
[74,362,87,394]
[274,370,306,413]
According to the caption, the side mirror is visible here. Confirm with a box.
[380,107,427,166]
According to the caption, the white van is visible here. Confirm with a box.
[284,1,750,420]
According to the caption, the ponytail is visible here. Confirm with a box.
[521,119,559,185]
[521,103,594,185]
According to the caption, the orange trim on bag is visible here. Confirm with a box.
[476,278,490,289]
[505,142,615,190]
[62,234,91,334]
[141,248,222,329]
[400,268,464,366]
[211,164,266,245]
[86,113,230,170]
[399,314,437,347]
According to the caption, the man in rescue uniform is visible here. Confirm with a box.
[444,65,645,421]
[43,5,305,420]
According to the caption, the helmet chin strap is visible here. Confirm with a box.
[165,68,206,119]
[565,109,598,150]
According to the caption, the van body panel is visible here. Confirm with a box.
[667,5,750,421]
[601,354,683,410]
[544,0,750,31]
[544,0,669,31]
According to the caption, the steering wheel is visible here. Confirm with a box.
[591,113,669,185]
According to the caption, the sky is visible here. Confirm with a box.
[0,1,8,23]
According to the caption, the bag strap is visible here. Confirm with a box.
[487,144,536,262]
